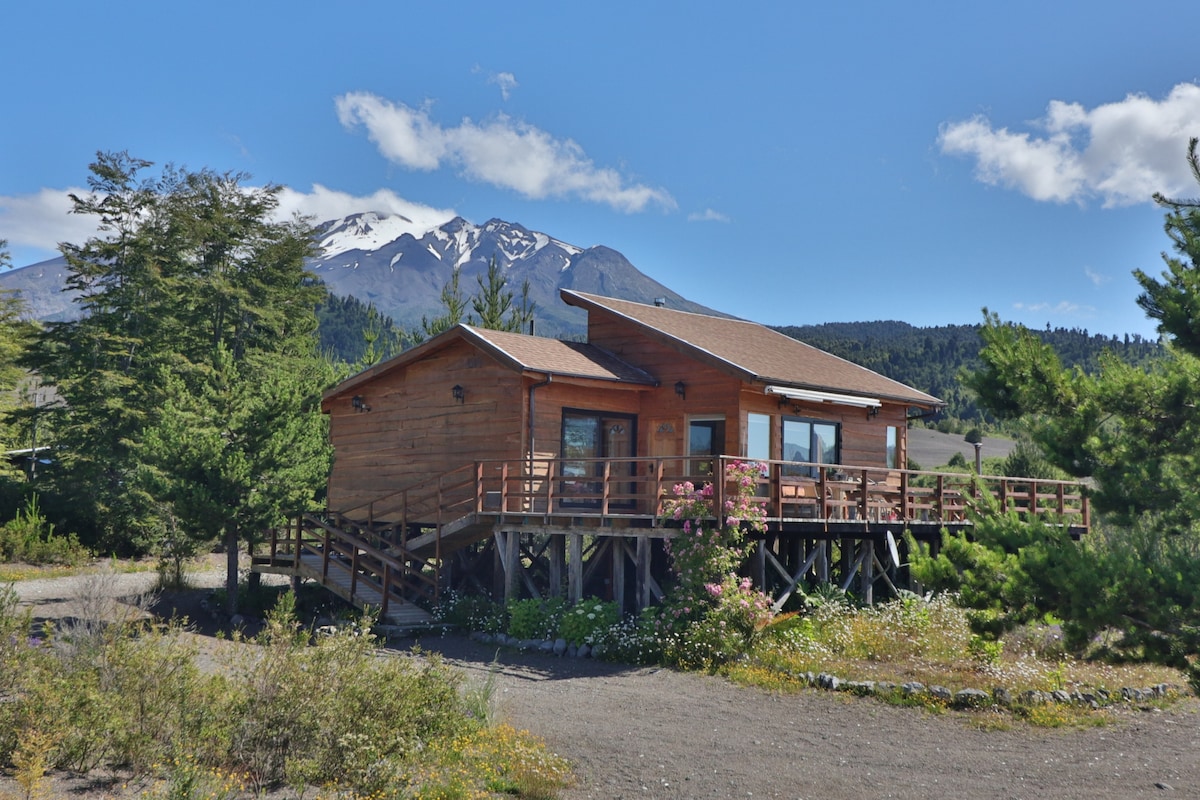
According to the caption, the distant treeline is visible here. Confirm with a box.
[773,320,1162,422]
[315,299,1164,424]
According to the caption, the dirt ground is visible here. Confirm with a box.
[8,569,1200,800]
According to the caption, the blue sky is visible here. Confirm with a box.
[4,1,1200,338]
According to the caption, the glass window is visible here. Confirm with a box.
[561,409,637,507]
[886,426,898,469]
[688,417,725,476]
[746,413,771,464]
[782,417,840,478]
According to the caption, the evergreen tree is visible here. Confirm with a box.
[25,153,331,610]
[935,137,1200,679]
[471,256,513,330]
[419,269,469,340]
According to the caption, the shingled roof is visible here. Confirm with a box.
[562,290,941,407]
[323,322,656,402]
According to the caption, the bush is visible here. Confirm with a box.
[0,494,89,566]
[0,588,572,797]
[434,590,505,634]
[506,597,565,641]
[558,597,620,646]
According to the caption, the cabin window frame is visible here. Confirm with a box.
[559,408,638,509]
[687,415,726,477]
[781,416,841,478]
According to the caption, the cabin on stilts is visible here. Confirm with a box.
[253,290,1090,626]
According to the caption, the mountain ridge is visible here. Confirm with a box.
[0,213,719,336]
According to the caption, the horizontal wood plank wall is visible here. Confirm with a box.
[326,340,525,513]
[587,312,744,459]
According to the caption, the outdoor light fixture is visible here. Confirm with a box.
[674,380,686,400]
[351,395,370,413]
[452,384,465,404]
[867,406,879,419]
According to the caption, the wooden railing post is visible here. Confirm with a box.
[476,462,485,513]
[500,461,509,515]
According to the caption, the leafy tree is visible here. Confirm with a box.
[0,241,39,487]
[936,137,1200,684]
[25,153,331,610]
[22,153,172,551]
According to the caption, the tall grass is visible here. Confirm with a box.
[0,586,571,799]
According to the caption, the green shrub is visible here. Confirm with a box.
[0,495,90,566]
[558,597,620,646]
[506,597,565,641]
[434,590,505,633]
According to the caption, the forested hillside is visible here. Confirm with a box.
[774,320,1162,422]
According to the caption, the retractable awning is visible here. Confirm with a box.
[764,385,882,409]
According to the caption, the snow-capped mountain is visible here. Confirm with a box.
[307,213,715,334]
[0,213,717,334]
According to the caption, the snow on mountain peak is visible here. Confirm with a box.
[318,211,436,257]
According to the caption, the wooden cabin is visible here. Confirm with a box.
[255,291,1089,623]
[322,290,939,512]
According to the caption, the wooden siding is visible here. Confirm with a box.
[326,339,525,513]
[589,309,909,469]
[586,312,744,458]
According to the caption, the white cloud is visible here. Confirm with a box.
[687,208,730,223]
[939,83,1200,207]
[1013,300,1095,316]
[488,71,518,101]
[1,184,455,262]
[335,92,676,213]
[276,185,455,233]
[0,187,97,253]
[1084,267,1110,286]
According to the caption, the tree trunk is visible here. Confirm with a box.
[226,526,239,615]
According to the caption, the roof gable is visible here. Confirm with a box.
[323,323,656,402]
[562,290,941,407]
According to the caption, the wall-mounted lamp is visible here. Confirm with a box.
[351,395,370,413]
[867,406,879,419]
[452,384,465,404]
[674,380,686,400]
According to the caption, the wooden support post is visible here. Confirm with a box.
[492,534,505,600]
[860,541,874,605]
[549,535,564,597]
[817,539,829,584]
[504,529,520,605]
[612,538,626,616]
[569,533,583,603]
[636,536,651,610]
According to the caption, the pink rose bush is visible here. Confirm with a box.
[646,460,774,669]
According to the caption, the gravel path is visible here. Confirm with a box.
[9,570,1200,799]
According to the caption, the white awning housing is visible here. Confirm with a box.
[764,385,882,409]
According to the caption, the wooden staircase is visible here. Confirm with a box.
[253,512,445,629]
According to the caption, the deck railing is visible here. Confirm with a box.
[328,455,1090,533]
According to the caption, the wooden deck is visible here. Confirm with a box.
[255,456,1089,613]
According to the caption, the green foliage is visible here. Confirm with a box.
[316,290,405,366]
[419,269,469,340]
[0,495,89,566]
[505,597,565,641]
[963,427,983,444]
[0,589,569,797]
[648,462,774,669]
[557,597,620,646]
[433,590,506,634]
[472,255,536,333]
[775,318,1159,423]
[23,153,332,580]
